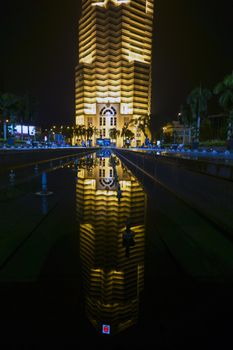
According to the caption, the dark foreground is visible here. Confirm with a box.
[0,151,232,349]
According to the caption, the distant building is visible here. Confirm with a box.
[207,113,227,139]
[162,120,191,144]
[8,124,41,141]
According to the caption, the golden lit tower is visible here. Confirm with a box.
[75,0,154,147]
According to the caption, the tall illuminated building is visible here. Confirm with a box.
[75,0,154,147]
[76,153,146,335]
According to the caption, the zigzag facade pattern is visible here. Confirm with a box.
[76,0,154,146]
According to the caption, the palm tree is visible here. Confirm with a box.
[121,118,136,146]
[74,125,86,143]
[179,104,192,144]
[214,72,233,147]
[187,86,212,147]
[137,115,151,138]
[63,126,74,144]
[109,128,120,145]
[121,124,128,146]
[137,114,152,145]
[16,94,33,140]
[86,126,94,145]
[0,93,19,140]
[124,129,135,147]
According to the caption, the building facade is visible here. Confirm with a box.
[75,0,154,147]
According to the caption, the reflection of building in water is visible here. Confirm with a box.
[76,154,146,335]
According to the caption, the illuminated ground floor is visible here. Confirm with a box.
[75,103,150,147]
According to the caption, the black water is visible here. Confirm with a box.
[0,150,232,349]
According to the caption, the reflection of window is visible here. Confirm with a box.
[100,117,102,126]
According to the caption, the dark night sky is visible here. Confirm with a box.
[0,0,232,129]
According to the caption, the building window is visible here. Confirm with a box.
[110,117,113,126]
[100,117,102,126]
[103,169,105,177]
[103,129,106,137]
[110,169,113,177]
[114,117,117,126]
[103,118,106,126]
[99,169,102,177]
[103,159,105,166]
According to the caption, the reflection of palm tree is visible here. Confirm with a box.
[187,86,212,145]
[214,73,233,145]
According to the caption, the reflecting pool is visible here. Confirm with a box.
[0,149,232,348]
[77,152,146,336]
